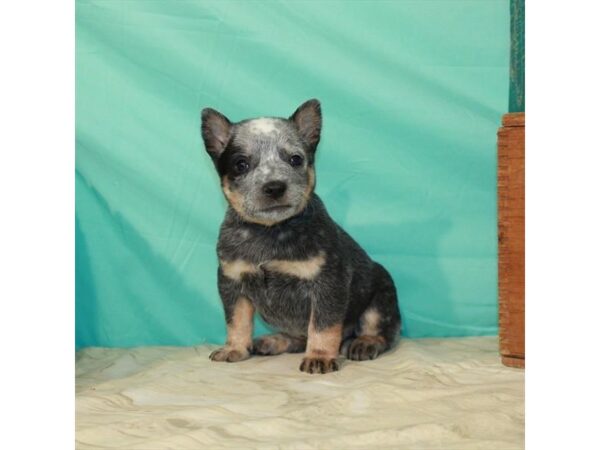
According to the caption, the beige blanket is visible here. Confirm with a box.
[76,337,524,449]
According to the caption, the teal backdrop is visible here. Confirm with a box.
[76,0,510,349]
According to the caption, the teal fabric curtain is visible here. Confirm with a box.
[76,0,509,348]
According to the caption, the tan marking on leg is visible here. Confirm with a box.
[305,313,342,359]
[360,308,381,336]
[264,251,326,280]
[226,296,254,350]
[210,296,255,362]
[300,313,342,373]
[220,259,259,281]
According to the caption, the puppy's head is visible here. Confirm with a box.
[201,99,321,226]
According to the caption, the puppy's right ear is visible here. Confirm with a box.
[201,108,232,160]
[290,99,321,153]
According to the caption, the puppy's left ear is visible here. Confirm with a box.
[201,108,232,160]
[290,99,322,153]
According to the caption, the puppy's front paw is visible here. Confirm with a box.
[345,336,386,361]
[299,356,340,374]
[209,346,250,363]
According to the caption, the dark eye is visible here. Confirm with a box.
[289,154,304,167]
[233,157,250,175]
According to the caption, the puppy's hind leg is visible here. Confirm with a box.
[343,263,401,361]
[252,333,306,356]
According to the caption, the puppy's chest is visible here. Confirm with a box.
[218,225,327,280]
[219,250,327,285]
[219,246,325,332]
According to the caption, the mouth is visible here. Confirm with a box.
[260,204,293,213]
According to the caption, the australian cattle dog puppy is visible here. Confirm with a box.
[201,99,401,374]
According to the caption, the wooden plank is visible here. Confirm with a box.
[502,355,525,369]
[502,112,525,128]
[498,112,525,367]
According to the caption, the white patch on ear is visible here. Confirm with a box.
[249,118,277,135]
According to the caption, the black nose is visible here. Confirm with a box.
[262,181,287,199]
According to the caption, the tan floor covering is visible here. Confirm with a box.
[76,337,524,449]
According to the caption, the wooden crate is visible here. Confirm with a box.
[497,112,525,368]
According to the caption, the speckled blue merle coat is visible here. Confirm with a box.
[201,99,401,374]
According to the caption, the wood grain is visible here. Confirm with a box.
[502,355,525,369]
[497,112,525,368]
